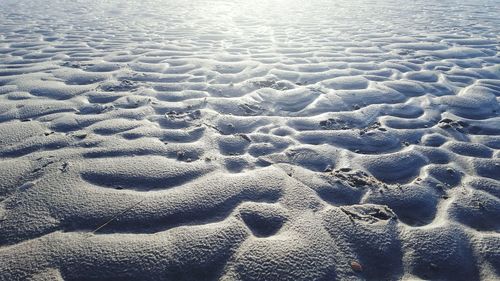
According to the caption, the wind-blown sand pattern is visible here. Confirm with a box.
[1,0,499,280]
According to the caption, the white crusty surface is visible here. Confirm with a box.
[0,0,499,280]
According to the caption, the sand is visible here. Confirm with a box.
[0,0,499,280]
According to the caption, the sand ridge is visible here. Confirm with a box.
[0,0,499,280]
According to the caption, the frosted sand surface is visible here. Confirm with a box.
[0,0,499,280]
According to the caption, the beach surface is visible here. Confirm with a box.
[0,0,499,280]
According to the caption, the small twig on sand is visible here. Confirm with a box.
[90,197,148,235]
[202,122,224,134]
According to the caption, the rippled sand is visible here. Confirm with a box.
[1,0,499,280]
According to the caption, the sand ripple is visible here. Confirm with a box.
[1,0,499,280]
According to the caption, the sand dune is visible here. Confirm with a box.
[1,0,499,280]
